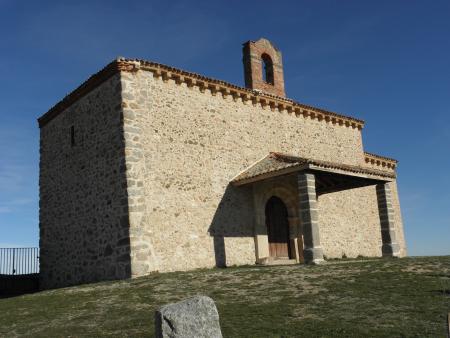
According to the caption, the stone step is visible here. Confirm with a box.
[265,258,298,266]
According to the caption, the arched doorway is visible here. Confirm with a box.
[265,196,291,259]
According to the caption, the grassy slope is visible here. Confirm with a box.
[0,256,449,337]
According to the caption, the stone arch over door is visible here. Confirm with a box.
[253,179,303,263]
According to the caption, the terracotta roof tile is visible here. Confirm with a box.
[38,58,365,128]
[232,152,396,185]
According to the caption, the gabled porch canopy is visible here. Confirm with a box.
[231,152,400,265]
[231,152,395,195]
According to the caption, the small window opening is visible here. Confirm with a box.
[262,53,274,85]
[70,125,75,147]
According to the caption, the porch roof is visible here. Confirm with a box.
[231,152,396,193]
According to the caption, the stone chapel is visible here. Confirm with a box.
[38,38,406,289]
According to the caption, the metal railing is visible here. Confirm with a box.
[0,248,39,275]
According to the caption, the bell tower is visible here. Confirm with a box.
[242,38,286,97]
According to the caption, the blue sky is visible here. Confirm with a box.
[0,0,449,255]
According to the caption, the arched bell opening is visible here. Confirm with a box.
[261,53,275,85]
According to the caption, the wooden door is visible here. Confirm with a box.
[265,196,291,258]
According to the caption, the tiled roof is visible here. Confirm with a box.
[38,58,365,129]
[231,152,396,185]
[364,152,397,169]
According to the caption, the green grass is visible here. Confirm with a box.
[1,256,449,337]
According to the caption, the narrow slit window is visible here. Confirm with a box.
[261,54,274,85]
[70,125,75,147]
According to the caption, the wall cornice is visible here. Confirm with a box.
[132,59,365,130]
[364,152,397,170]
[38,58,365,130]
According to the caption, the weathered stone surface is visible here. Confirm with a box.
[155,296,222,338]
[39,74,132,289]
[121,68,380,275]
[39,53,407,289]
[376,183,401,257]
[297,173,324,264]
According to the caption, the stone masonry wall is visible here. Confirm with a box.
[119,69,402,276]
[320,180,406,258]
[39,61,407,288]
[319,186,383,258]
[39,74,131,289]
[39,65,407,287]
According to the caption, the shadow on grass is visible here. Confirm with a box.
[0,274,39,298]
[431,289,450,296]
[425,273,450,279]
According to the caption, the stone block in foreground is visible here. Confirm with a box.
[155,295,222,338]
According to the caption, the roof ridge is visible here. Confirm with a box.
[364,151,398,163]
[232,152,396,185]
[128,58,365,124]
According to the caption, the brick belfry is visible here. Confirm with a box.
[242,38,286,97]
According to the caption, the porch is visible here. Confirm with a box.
[231,152,400,265]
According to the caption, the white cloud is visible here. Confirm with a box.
[0,197,35,214]
[0,206,12,213]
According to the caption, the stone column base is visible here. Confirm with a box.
[382,243,400,257]
[256,257,271,265]
[303,247,325,264]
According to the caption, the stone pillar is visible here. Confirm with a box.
[288,217,302,262]
[253,207,270,264]
[376,183,400,257]
[297,173,324,264]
